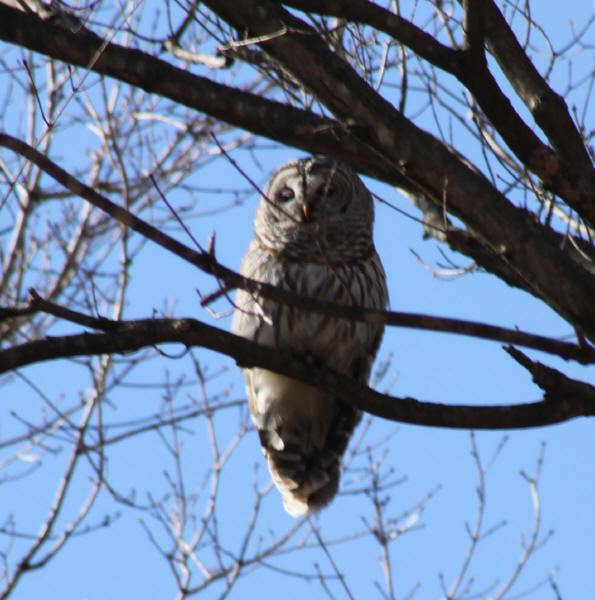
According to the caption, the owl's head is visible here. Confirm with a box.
[254,156,375,262]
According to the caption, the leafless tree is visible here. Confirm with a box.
[0,0,592,598]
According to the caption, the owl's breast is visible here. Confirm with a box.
[233,250,387,378]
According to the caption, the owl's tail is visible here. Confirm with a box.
[264,446,341,516]
[248,369,362,516]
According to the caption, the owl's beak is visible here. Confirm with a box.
[302,202,311,222]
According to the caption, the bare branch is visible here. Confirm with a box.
[0,315,593,429]
[282,0,460,73]
[280,0,595,227]
[481,0,594,177]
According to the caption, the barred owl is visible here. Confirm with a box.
[232,157,388,516]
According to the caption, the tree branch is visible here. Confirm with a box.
[1,315,593,430]
[205,1,595,340]
[462,0,485,55]
[282,0,460,73]
[506,346,595,407]
[481,0,594,178]
[0,3,406,186]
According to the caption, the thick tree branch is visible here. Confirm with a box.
[506,346,595,408]
[481,0,594,178]
[462,0,485,55]
[283,0,460,73]
[455,48,595,230]
[6,287,595,364]
[1,316,593,429]
[0,3,410,187]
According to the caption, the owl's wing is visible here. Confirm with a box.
[231,240,271,342]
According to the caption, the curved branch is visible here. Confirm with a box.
[283,0,460,73]
[481,0,594,177]
[203,0,595,342]
[0,316,593,429]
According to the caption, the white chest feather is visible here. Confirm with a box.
[246,368,337,454]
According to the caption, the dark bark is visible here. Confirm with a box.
[201,0,595,340]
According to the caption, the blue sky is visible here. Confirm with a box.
[1,2,594,599]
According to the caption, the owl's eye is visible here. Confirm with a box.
[277,187,295,203]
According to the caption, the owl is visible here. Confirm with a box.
[232,156,388,516]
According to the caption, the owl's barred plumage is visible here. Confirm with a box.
[232,157,388,516]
